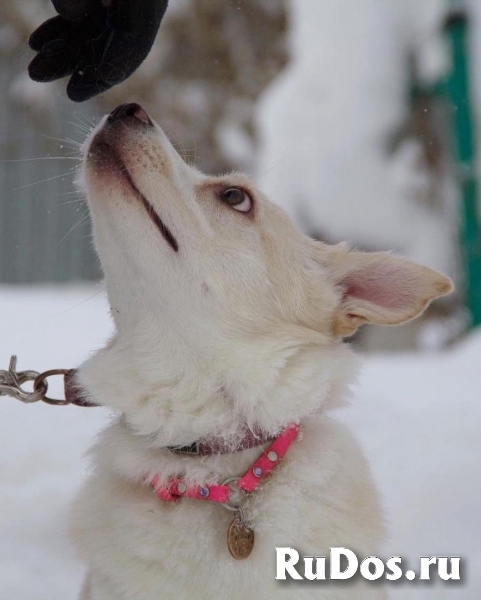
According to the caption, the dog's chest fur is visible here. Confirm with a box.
[71,413,386,600]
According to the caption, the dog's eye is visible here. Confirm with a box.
[220,188,252,213]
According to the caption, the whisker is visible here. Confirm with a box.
[67,121,94,136]
[13,168,79,191]
[256,159,284,179]
[57,189,84,196]
[56,198,84,207]
[41,133,82,150]
[57,286,105,315]
[73,108,101,129]
[57,211,91,245]
[1,157,80,163]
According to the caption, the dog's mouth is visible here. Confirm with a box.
[87,103,179,253]
[102,143,178,253]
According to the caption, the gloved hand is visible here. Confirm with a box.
[28,0,169,102]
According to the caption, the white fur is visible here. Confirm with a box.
[71,106,452,599]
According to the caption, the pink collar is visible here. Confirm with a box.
[150,423,300,505]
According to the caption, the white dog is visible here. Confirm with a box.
[72,103,452,600]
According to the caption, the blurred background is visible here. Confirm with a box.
[2,0,481,349]
[1,1,481,599]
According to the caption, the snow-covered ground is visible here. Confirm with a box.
[0,286,480,600]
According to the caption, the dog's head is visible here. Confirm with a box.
[80,103,453,440]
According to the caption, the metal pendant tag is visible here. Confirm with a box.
[227,515,255,560]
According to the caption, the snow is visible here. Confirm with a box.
[339,334,481,598]
[0,286,112,600]
[0,286,480,599]
[255,0,456,278]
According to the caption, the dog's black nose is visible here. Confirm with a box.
[108,103,152,126]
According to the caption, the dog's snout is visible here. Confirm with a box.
[108,103,152,126]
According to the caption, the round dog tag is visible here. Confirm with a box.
[227,516,255,560]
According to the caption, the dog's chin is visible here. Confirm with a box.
[84,130,179,253]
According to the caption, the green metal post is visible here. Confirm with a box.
[445,4,481,327]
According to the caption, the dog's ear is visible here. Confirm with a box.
[321,244,453,337]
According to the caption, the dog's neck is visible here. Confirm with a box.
[77,330,356,448]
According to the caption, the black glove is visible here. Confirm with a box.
[28,0,169,102]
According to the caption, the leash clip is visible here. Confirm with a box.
[0,355,70,405]
[0,355,46,403]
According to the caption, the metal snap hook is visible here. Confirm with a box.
[221,477,246,512]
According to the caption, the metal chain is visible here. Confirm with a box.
[0,355,70,406]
